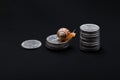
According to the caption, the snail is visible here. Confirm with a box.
[57,28,76,42]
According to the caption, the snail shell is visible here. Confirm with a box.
[57,28,70,37]
[57,28,70,42]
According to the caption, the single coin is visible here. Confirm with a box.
[21,40,42,49]
[80,36,100,42]
[80,24,100,32]
[80,39,100,46]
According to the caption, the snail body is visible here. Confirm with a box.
[57,28,76,42]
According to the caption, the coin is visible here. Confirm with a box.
[80,44,100,52]
[80,24,100,32]
[21,40,42,49]
[80,40,100,46]
[80,33,99,39]
[46,34,69,50]
[46,43,69,50]
[46,34,69,44]
[80,36,99,42]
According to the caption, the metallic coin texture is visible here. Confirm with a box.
[46,34,69,50]
[80,24,100,32]
[80,24,100,52]
[21,40,42,49]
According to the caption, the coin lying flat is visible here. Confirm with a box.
[21,40,42,49]
[46,34,70,50]
[80,24,100,32]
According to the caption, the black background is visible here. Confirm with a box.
[0,0,120,80]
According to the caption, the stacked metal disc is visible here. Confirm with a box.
[80,24,100,52]
[46,34,70,50]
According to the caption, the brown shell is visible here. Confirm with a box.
[57,28,70,37]
[57,28,76,42]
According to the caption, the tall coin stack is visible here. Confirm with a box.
[80,24,100,52]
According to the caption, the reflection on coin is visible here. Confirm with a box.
[21,40,42,49]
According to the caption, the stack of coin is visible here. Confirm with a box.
[80,24,100,52]
[46,34,70,50]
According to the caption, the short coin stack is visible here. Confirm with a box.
[80,24,100,52]
[46,34,70,50]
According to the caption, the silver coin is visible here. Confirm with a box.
[46,41,69,48]
[46,34,69,50]
[21,40,42,49]
[80,33,99,38]
[80,43,100,51]
[46,43,69,50]
[80,24,100,32]
[80,45,100,51]
[46,34,68,44]
[80,30,99,34]
[80,36,100,42]
[80,40,99,46]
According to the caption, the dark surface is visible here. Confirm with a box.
[0,0,120,80]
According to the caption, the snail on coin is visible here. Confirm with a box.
[57,28,76,42]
